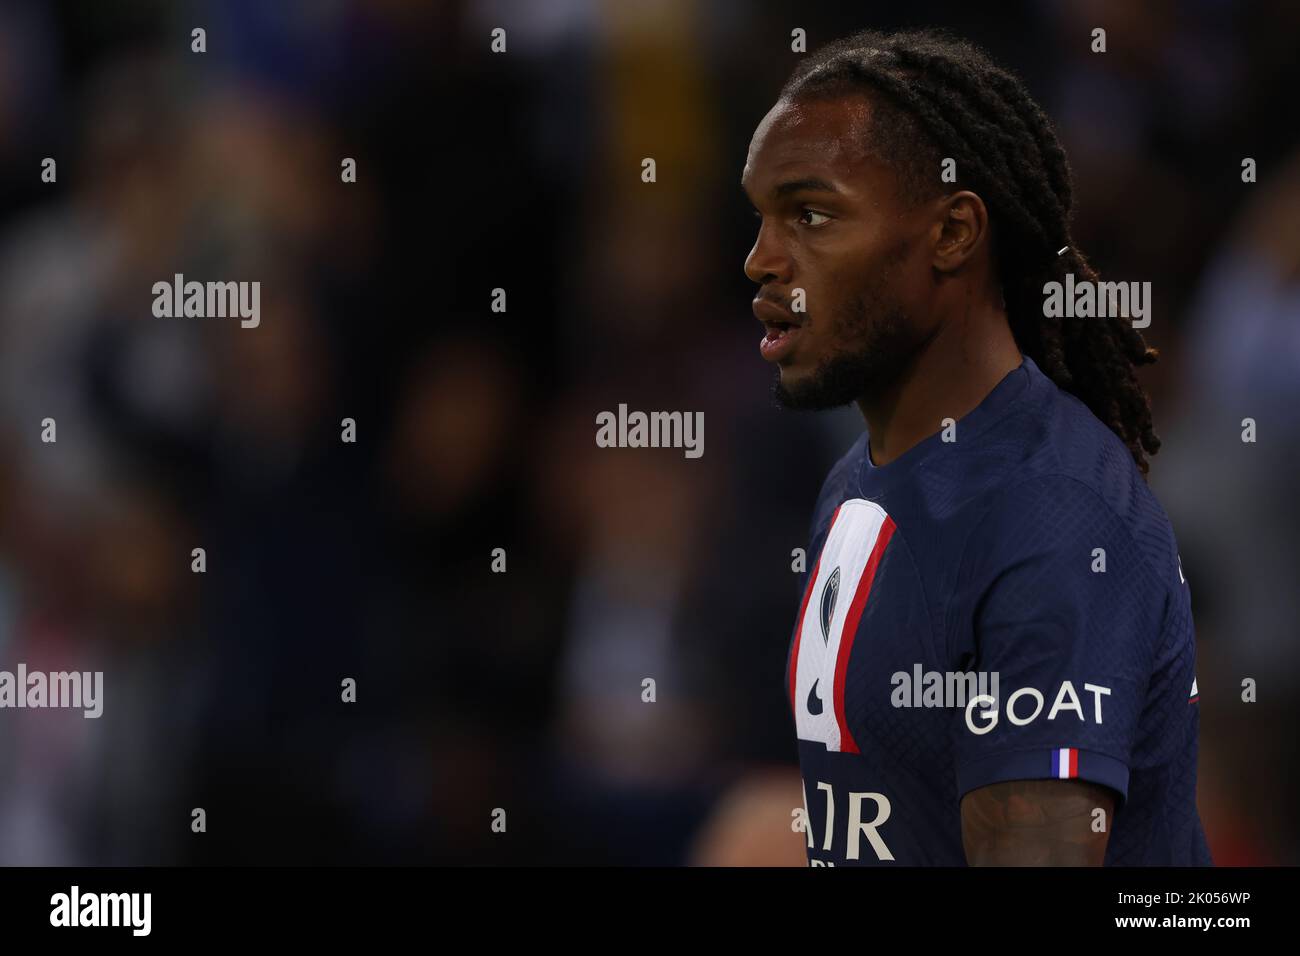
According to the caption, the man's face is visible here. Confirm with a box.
[742,94,938,410]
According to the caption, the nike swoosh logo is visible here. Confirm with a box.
[807,678,823,715]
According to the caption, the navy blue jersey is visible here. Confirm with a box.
[785,354,1212,866]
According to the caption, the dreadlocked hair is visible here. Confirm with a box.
[780,29,1162,477]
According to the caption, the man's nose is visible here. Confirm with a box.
[744,223,792,286]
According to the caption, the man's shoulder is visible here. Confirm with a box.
[962,464,1182,609]
[951,369,1183,597]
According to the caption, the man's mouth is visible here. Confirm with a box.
[759,320,803,362]
[753,297,805,362]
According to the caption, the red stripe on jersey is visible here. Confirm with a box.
[788,504,842,719]
[833,514,896,754]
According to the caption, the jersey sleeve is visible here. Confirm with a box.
[947,474,1170,806]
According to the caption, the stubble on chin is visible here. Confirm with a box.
[771,293,918,411]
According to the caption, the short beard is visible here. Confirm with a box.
[772,293,923,411]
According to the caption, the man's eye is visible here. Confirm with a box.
[799,209,831,226]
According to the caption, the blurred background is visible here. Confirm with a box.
[0,0,1295,865]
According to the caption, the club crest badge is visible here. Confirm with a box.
[820,566,841,644]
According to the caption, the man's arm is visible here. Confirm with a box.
[960,779,1116,866]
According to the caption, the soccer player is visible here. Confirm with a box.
[741,30,1212,866]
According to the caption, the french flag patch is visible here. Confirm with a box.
[1051,747,1079,779]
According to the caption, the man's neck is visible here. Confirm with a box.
[856,311,1022,468]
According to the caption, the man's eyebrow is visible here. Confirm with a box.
[741,176,841,203]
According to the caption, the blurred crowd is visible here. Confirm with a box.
[0,0,1295,865]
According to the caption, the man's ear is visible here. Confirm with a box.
[932,190,989,273]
